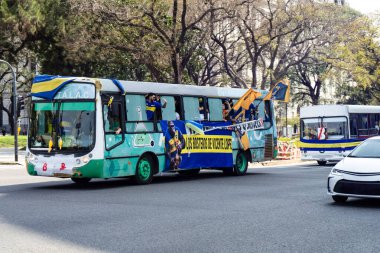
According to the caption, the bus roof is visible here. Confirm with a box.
[30,75,268,100]
[300,104,380,118]
[98,79,268,99]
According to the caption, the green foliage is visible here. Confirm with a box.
[0,135,27,148]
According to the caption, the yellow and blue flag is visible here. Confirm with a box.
[31,75,75,100]
[263,80,290,102]
[232,88,262,112]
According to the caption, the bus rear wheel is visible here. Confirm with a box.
[71,177,92,184]
[234,152,248,176]
[133,156,154,185]
[317,161,327,166]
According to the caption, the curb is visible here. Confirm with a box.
[0,162,22,165]
[249,159,314,168]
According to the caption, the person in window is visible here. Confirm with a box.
[198,98,206,121]
[146,93,167,121]
[155,95,164,120]
[164,121,185,171]
[34,135,45,147]
[222,99,232,121]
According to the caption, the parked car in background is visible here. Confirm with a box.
[327,136,380,203]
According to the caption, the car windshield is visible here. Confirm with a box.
[348,139,380,158]
[28,101,95,152]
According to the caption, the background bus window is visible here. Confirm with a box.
[369,114,379,136]
[160,95,176,120]
[358,114,369,137]
[209,98,223,121]
[301,118,320,140]
[125,94,154,132]
[323,117,348,140]
[349,115,358,138]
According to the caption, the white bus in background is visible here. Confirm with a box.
[299,105,380,165]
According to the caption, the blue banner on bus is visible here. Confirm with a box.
[160,120,233,171]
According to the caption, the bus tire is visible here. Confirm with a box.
[234,151,248,176]
[178,169,200,176]
[133,155,154,185]
[317,161,327,166]
[71,177,91,184]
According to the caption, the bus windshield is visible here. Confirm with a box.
[29,101,95,152]
[301,117,348,140]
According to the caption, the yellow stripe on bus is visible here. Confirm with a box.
[298,141,361,148]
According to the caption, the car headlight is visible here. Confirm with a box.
[330,168,342,176]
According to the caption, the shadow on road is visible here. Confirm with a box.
[0,170,269,192]
[328,198,380,208]
[31,171,266,190]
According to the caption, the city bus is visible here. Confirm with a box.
[299,105,380,165]
[26,75,278,184]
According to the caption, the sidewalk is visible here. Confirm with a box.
[0,148,25,166]
[249,159,314,168]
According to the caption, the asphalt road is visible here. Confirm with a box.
[1,162,380,253]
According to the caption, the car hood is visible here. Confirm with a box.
[335,157,380,173]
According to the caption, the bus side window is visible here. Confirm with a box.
[198,97,208,121]
[209,98,223,121]
[255,100,264,119]
[369,113,378,136]
[183,97,201,121]
[160,96,176,120]
[349,114,358,138]
[358,113,369,137]
[125,94,154,132]
[174,96,183,120]
[103,102,122,134]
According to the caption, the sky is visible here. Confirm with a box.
[347,0,380,15]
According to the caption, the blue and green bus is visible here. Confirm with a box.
[26,75,278,184]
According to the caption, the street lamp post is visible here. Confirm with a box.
[0,60,18,162]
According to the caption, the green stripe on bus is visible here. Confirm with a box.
[34,103,56,111]
[61,102,95,111]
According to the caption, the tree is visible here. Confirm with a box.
[330,14,380,104]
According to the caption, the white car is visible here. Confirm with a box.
[327,136,380,203]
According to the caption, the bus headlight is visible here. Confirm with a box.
[78,154,92,164]
[81,155,90,164]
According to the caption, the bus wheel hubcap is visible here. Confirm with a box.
[138,159,151,180]
[237,154,246,172]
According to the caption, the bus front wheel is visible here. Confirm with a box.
[234,152,248,176]
[133,156,154,185]
[71,177,92,184]
[317,161,327,166]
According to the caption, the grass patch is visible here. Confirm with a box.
[0,135,27,148]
